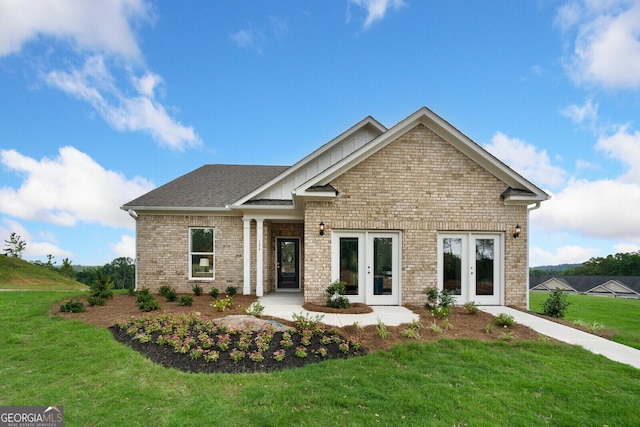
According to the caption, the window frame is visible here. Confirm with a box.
[189,227,215,280]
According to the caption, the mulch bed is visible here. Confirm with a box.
[55,293,550,374]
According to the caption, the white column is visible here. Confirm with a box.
[256,218,264,297]
[243,218,252,295]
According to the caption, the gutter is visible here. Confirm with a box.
[525,201,542,310]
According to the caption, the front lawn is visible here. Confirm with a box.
[529,292,640,349]
[1,291,639,426]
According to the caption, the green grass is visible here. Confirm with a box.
[1,291,640,426]
[530,292,640,349]
[0,256,88,290]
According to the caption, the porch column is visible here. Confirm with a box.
[243,218,251,295]
[256,218,264,296]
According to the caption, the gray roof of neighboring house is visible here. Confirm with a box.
[122,164,289,209]
[530,275,640,295]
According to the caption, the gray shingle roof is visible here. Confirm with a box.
[530,275,640,294]
[122,164,289,209]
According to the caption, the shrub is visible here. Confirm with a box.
[463,301,479,315]
[208,288,219,299]
[178,296,193,306]
[159,285,177,302]
[60,299,85,313]
[225,286,238,297]
[493,313,516,328]
[291,312,325,331]
[191,283,203,296]
[542,288,571,319]
[244,301,265,317]
[376,318,388,339]
[136,288,160,312]
[211,296,233,312]
[88,271,114,305]
[325,280,350,309]
[424,287,455,318]
[87,296,107,306]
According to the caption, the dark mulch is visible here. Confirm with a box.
[109,325,366,374]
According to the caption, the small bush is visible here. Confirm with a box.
[87,296,107,306]
[225,286,238,297]
[159,285,177,301]
[493,313,516,328]
[424,287,455,318]
[136,288,160,312]
[325,280,350,309]
[542,288,572,319]
[211,296,233,312]
[178,296,193,306]
[88,271,114,303]
[244,301,265,317]
[463,301,479,315]
[60,299,85,313]
[191,283,203,296]
[291,312,325,331]
[208,288,219,299]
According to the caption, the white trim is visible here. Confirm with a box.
[243,218,251,295]
[256,219,264,297]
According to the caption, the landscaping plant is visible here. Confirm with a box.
[192,283,203,296]
[424,286,455,318]
[542,288,572,319]
[225,286,238,297]
[325,280,350,309]
[136,288,160,312]
[59,299,85,313]
[87,270,114,306]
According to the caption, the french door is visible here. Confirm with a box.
[332,231,400,305]
[438,233,502,305]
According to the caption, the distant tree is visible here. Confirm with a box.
[46,254,56,268]
[564,251,640,276]
[101,257,135,290]
[75,268,97,286]
[3,232,26,258]
[60,258,74,278]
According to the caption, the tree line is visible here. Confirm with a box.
[4,231,134,289]
[531,251,640,276]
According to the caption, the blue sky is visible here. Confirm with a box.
[1,0,640,267]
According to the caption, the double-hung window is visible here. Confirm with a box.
[190,228,215,279]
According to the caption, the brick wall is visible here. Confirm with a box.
[135,215,244,293]
[303,124,528,307]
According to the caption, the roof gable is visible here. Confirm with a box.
[293,107,549,204]
[233,116,386,206]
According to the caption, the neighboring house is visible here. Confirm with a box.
[530,276,640,299]
[122,107,549,308]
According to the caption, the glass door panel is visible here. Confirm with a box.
[340,237,359,295]
[277,239,299,289]
[475,238,495,296]
[373,237,393,295]
[442,238,463,296]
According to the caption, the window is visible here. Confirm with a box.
[190,228,215,279]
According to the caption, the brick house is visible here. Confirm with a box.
[122,107,549,308]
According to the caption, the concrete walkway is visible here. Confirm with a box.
[259,293,419,327]
[481,306,640,370]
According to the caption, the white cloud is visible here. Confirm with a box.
[614,243,640,253]
[557,0,640,88]
[110,234,136,259]
[532,178,640,240]
[0,0,199,150]
[596,125,640,183]
[531,244,599,266]
[230,17,288,54]
[560,99,599,125]
[0,146,155,229]
[484,132,568,189]
[0,218,72,260]
[230,29,264,54]
[0,0,151,58]
[45,56,200,151]
[349,0,405,29]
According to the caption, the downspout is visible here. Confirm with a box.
[127,209,139,292]
[525,202,541,310]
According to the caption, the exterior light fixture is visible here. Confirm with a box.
[319,221,325,236]
[513,224,521,238]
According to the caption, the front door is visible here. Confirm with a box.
[332,231,400,305]
[277,238,300,290]
[438,233,502,305]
